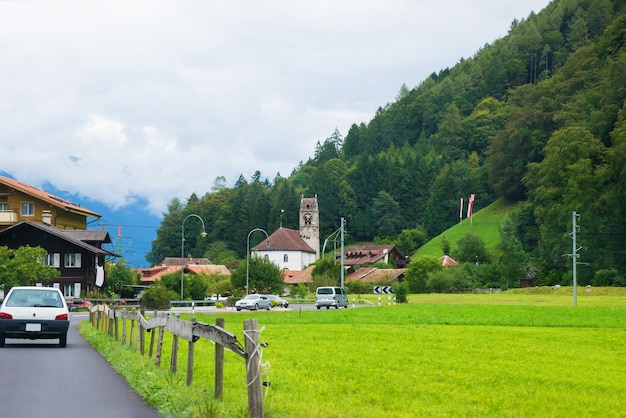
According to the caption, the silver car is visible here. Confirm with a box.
[0,286,70,347]
[315,286,349,309]
[235,294,272,311]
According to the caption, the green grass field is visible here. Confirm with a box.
[80,291,626,417]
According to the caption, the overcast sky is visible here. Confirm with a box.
[1,0,551,217]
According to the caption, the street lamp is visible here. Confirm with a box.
[246,228,269,296]
[181,214,207,300]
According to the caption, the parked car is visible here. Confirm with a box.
[235,294,272,311]
[266,295,289,308]
[68,298,93,311]
[315,286,349,309]
[0,286,70,347]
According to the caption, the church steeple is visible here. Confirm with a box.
[299,195,320,260]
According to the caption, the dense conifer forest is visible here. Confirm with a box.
[148,0,626,286]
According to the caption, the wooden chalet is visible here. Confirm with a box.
[0,175,116,297]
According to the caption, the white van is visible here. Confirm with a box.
[315,286,348,309]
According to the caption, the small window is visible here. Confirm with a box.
[64,253,82,268]
[21,202,35,216]
[0,203,8,211]
[44,253,60,268]
[283,254,288,263]
[64,283,76,297]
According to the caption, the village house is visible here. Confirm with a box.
[0,175,117,297]
[136,256,230,285]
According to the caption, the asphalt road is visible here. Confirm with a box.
[0,313,162,418]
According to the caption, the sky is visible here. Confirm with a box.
[1,0,551,220]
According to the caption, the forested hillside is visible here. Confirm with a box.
[148,0,626,286]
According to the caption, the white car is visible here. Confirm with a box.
[0,286,70,347]
[235,294,272,311]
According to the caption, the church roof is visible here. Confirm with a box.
[252,227,315,253]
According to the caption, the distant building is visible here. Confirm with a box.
[251,196,320,271]
[339,245,408,268]
[136,256,230,285]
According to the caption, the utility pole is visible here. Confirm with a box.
[572,212,578,307]
[340,217,345,289]
[566,212,584,307]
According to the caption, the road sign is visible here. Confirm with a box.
[374,286,393,294]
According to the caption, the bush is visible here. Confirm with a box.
[289,283,309,299]
[140,286,178,310]
[592,269,623,287]
[345,280,371,295]
[394,282,408,303]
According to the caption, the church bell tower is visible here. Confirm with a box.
[299,195,320,260]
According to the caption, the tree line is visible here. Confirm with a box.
[147,0,626,288]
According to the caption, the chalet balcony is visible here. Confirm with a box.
[0,210,18,225]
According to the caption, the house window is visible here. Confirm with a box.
[44,253,61,268]
[64,253,82,268]
[283,254,288,263]
[21,202,35,216]
[63,283,75,297]
[0,203,8,211]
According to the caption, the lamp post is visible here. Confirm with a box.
[181,214,207,300]
[246,228,269,296]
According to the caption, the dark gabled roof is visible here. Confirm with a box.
[158,257,211,266]
[0,220,118,257]
[63,229,112,244]
[251,227,315,253]
[0,175,101,219]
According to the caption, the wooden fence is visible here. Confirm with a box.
[88,305,265,418]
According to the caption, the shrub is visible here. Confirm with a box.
[140,286,178,310]
[345,280,371,295]
[394,282,408,303]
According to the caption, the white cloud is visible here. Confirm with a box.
[0,0,551,216]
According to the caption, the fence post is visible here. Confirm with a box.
[121,315,127,345]
[186,316,196,386]
[170,314,180,374]
[149,325,156,358]
[155,316,165,367]
[108,309,114,337]
[96,307,101,330]
[114,310,119,341]
[215,318,225,400]
[244,319,264,418]
[130,316,136,350]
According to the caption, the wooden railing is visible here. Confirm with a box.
[88,305,265,418]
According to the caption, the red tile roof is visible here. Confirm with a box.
[346,268,405,283]
[283,265,314,284]
[252,227,315,253]
[340,245,405,266]
[0,175,101,218]
[138,264,230,283]
[439,255,460,266]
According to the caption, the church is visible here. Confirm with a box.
[250,196,319,271]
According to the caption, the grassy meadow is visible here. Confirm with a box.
[80,290,626,417]
[413,198,519,259]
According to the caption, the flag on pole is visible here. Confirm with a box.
[459,198,464,223]
[467,194,475,224]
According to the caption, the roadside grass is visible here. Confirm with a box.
[80,292,626,417]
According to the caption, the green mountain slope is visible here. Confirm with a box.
[413,198,520,260]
